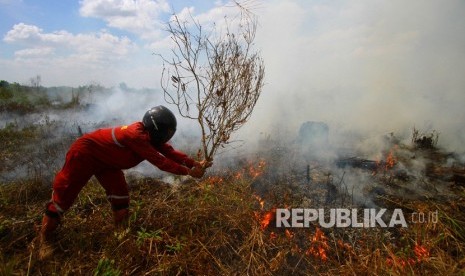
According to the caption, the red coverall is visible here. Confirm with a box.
[47,122,196,214]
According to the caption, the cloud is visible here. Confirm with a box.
[3,23,43,42]
[4,23,135,64]
[14,47,54,58]
[79,0,170,40]
[171,6,195,23]
[2,22,144,87]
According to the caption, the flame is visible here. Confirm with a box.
[414,244,430,260]
[291,244,302,254]
[285,229,294,239]
[253,194,275,231]
[386,256,416,268]
[306,227,329,262]
[260,209,275,230]
[385,148,397,170]
[386,243,430,268]
[373,146,398,174]
[270,231,278,240]
[235,171,243,179]
[205,175,224,185]
[381,146,398,171]
[204,159,266,186]
[254,194,265,210]
[234,159,266,180]
[337,239,353,253]
[248,159,266,178]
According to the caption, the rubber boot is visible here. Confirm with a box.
[38,215,59,260]
[113,208,129,228]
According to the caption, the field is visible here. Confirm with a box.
[1,82,464,275]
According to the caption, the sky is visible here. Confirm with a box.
[1,0,465,151]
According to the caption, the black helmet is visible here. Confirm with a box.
[142,106,177,145]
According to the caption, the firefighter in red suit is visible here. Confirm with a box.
[38,105,210,258]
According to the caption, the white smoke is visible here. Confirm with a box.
[235,0,465,156]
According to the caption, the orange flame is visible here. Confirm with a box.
[374,146,398,174]
[254,194,265,210]
[253,194,275,231]
[234,159,266,180]
[205,175,224,185]
[337,239,353,253]
[306,227,329,262]
[414,244,430,260]
[385,149,397,170]
[291,244,302,254]
[386,243,430,268]
[285,229,294,239]
[260,209,275,230]
[386,256,416,268]
[249,159,266,178]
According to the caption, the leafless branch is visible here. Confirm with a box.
[159,3,265,161]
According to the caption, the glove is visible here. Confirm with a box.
[188,166,205,178]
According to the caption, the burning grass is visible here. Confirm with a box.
[0,161,464,275]
[0,101,464,274]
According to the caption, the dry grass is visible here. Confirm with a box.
[0,165,464,275]
[2,84,464,275]
[0,109,464,274]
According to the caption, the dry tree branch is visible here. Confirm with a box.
[159,2,265,161]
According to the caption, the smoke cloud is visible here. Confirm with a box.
[237,0,465,154]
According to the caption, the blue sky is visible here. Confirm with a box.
[1,0,465,150]
[0,0,216,43]
[0,0,226,87]
[1,1,85,33]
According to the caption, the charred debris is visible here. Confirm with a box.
[250,121,465,210]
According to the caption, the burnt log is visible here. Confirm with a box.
[336,157,378,171]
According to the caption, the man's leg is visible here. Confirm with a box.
[39,142,96,259]
[95,169,130,226]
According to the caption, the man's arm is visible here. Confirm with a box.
[119,123,208,177]
[125,138,190,175]
[156,143,198,168]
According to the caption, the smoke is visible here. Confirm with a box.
[205,0,465,209]
[235,0,465,155]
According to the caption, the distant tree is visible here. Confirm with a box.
[10,82,21,92]
[78,82,103,104]
[29,75,42,88]
[0,80,9,88]
[29,75,41,90]
[159,2,265,161]
[0,80,13,100]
